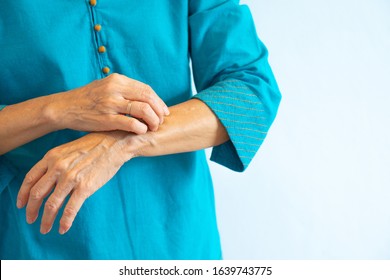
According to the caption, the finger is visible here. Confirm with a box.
[17,160,48,209]
[59,189,88,235]
[120,101,160,131]
[111,115,148,134]
[25,172,57,224]
[120,81,169,122]
[40,172,78,234]
[104,74,169,122]
[40,199,65,235]
[126,78,169,114]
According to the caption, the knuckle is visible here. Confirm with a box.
[107,73,115,80]
[110,73,120,79]
[63,206,78,218]
[46,151,63,165]
[140,103,151,114]
[45,149,57,160]
[140,85,153,99]
[144,84,152,93]
[44,200,58,213]
[73,171,83,184]
[63,172,80,186]
[107,73,123,84]
[24,173,35,184]
[30,188,42,201]
[53,161,67,173]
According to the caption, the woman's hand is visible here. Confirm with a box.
[0,73,168,155]
[16,131,134,235]
[50,73,169,134]
[14,98,230,235]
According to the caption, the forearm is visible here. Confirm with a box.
[15,98,228,234]
[123,98,229,159]
[0,95,58,155]
[0,74,169,155]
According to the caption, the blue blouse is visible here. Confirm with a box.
[0,0,281,259]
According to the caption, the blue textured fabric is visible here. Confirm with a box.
[0,0,281,259]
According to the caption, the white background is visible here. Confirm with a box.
[211,0,390,259]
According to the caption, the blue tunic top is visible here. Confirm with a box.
[0,0,281,259]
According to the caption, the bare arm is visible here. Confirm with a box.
[0,74,169,155]
[124,98,229,159]
[16,98,228,234]
[0,95,58,155]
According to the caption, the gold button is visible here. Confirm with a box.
[98,46,106,53]
[94,24,101,32]
[89,0,97,6]
[102,67,110,74]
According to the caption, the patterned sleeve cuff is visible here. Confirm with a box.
[193,79,270,172]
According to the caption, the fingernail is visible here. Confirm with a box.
[159,118,164,125]
[163,106,170,116]
[26,215,37,224]
[16,199,23,209]
[40,226,52,235]
[59,227,67,235]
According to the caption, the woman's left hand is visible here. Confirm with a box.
[16,132,132,235]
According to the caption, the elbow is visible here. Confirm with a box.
[243,71,282,128]
[265,84,282,126]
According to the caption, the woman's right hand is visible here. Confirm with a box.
[49,73,170,134]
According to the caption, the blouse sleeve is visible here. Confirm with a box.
[189,0,282,172]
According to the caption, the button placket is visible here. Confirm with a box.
[88,0,111,76]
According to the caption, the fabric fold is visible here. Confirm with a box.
[190,0,281,171]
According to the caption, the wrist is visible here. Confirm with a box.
[94,131,148,163]
[41,94,64,131]
[122,132,154,160]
